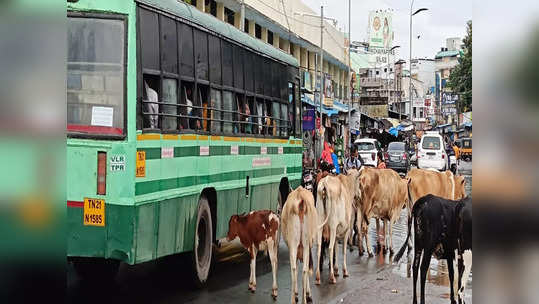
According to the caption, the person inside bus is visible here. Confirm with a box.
[184,87,200,130]
[243,102,251,134]
[144,81,159,129]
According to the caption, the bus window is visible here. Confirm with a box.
[194,29,208,81]
[198,84,210,131]
[246,96,255,134]
[181,82,197,130]
[256,100,264,135]
[235,94,243,134]
[210,89,222,133]
[281,103,288,137]
[272,102,280,137]
[160,16,178,74]
[162,79,178,131]
[180,24,194,77]
[142,75,160,130]
[222,91,235,134]
[67,16,125,136]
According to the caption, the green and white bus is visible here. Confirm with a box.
[67,0,302,285]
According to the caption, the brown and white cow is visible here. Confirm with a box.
[407,168,467,207]
[355,167,410,256]
[281,186,319,304]
[315,174,354,284]
[227,210,280,299]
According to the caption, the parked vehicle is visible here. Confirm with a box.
[354,138,383,167]
[460,137,472,161]
[385,142,410,173]
[408,145,417,166]
[448,149,458,174]
[417,131,447,171]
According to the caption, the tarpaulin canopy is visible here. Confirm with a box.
[302,94,340,116]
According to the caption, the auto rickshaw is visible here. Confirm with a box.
[460,137,472,161]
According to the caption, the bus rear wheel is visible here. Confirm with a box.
[190,196,213,288]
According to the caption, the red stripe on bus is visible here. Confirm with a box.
[67,200,84,208]
[67,124,123,135]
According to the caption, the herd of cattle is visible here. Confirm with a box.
[226,167,472,304]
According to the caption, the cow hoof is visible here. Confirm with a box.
[358,250,364,256]
[383,247,388,255]
[306,295,313,303]
[368,252,374,258]
[271,289,278,300]
[330,277,337,284]
[295,294,298,303]
[315,279,321,285]
[343,271,349,278]
[389,248,395,256]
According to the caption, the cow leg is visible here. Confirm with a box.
[420,250,433,304]
[343,229,350,277]
[375,219,381,253]
[267,239,278,300]
[334,238,339,277]
[251,246,258,292]
[459,250,472,303]
[388,219,394,255]
[447,255,457,304]
[356,209,364,256]
[328,227,337,284]
[290,246,298,304]
[303,243,312,304]
[412,249,421,304]
[364,219,374,257]
[315,229,322,285]
[383,219,389,254]
[248,246,255,291]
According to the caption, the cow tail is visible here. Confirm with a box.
[317,180,331,230]
[394,212,412,262]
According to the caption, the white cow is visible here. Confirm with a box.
[281,186,319,304]
[315,175,354,285]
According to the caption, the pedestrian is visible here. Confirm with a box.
[344,146,363,174]
[377,151,386,169]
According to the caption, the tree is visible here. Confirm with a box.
[448,20,472,112]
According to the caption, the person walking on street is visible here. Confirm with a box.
[344,146,363,174]
[377,151,386,169]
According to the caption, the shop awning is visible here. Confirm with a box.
[302,94,340,116]
[332,100,349,113]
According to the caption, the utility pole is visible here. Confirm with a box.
[319,5,324,163]
[409,1,428,121]
[347,0,352,149]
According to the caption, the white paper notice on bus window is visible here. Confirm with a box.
[91,106,114,127]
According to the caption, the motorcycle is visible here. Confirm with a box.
[302,168,315,192]
[448,149,458,175]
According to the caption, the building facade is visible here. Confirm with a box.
[182,0,351,105]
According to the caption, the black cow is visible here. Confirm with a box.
[455,197,472,303]
[394,194,472,304]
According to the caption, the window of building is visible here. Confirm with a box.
[68,15,126,136]
[225,8,235,26]
[255,24,262,39]
[244,19,249,34]
[268,30,274,45]
[209,0,217,17]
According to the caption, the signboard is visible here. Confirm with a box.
[302,108,315,131]
[136,151,146,177]
[304,71,312,91]
[368,10,393,48]
[412,98,424,107]
[442,104,457,115]
[442,92,459,105]
[324,74,333,98]
[83,198,105,227]
[350,110,361,131]
[110,155,125,171]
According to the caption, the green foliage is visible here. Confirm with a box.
[448,20,472,112]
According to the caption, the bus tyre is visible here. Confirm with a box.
[191,196,213,288]
[72,258,120,282]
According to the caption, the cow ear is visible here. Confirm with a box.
[407,177,412,185]
[461,178,466,185]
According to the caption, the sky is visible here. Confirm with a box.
[302,0,472,62]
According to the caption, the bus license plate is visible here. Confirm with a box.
[83,198,105,227]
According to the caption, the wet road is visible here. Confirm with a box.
[67,161,472,304]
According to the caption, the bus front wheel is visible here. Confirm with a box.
[190,196,213,288]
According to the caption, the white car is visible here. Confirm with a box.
[354,138,382,167]
[417,131,447,171]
